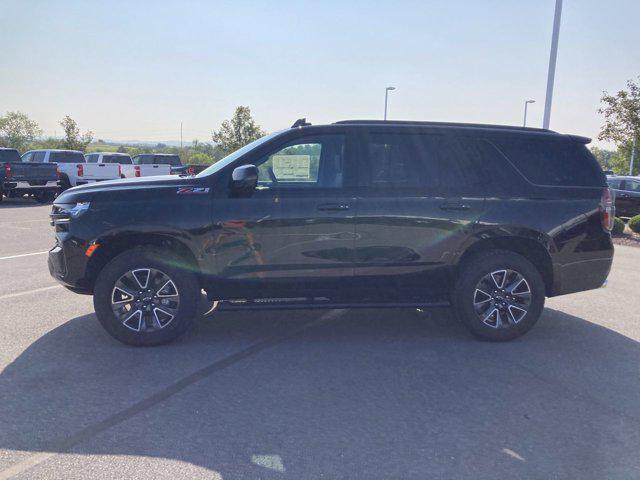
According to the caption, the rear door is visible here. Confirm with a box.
[353,130,486,300]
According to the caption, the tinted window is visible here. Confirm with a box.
[103,155,132,164]
[0,149,20,162]
[155,155,181,166]
[361,133,434,189]
[256,135,344,188]
[50,151,85,163]
[85,154,98,163]
[607,179,622,189]
[33,151,46,163]
[626,180,640,193]
[493,138,605,187]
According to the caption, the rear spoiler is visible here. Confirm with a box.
[568,135,591,144]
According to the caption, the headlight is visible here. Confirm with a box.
[51,202,91,224]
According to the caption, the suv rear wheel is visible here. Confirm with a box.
[93,247,200,346]
[452,250,545,341]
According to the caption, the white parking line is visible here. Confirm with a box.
[0,285,62,301]
[0,251,48,261]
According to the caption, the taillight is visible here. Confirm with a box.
[134,165,141,177]
[77,164,84,177]
[3,163,10,179]
[118,165,122,177]
[601,187,615,231]
[56,166,60,178]
[187,166,194,176]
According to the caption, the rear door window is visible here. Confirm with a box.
[493,138,605,187]
[359,132,435,190]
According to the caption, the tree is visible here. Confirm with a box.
[59,115,93,152]
[212,106,265,157]
[0,111,42,150]
[598,77,640,175]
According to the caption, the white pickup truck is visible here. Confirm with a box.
[85,152,171,178]
[21,149,120,190]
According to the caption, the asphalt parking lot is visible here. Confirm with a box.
[0,197,639,479]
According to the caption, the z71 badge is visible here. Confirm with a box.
[177,187,210,195]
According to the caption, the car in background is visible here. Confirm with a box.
[0,147,59,203]
[21,149,121,191]
[132,153,208,176]
[607,175,640,218]
[85,152,171,178]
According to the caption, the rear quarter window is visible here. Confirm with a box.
[493,138,605,187]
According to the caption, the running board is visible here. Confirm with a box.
[216,297,450,311]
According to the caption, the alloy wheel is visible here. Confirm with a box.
[111,268,180,332]
[473,269,532,329]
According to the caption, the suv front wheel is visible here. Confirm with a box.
[93,247,200,346]
[453,250,545,341]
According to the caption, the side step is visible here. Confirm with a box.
[216,296,450,311]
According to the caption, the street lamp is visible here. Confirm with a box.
[543,0,563,129]
[384,86,396,120]
[523,100,536,127]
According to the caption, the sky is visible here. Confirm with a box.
[1,0,638,146]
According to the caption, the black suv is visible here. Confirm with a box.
[48,120,614,345]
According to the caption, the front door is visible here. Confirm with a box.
[353,131,487,301]
[211,132,356,298]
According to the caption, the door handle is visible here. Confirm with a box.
[317,203,350,211]
[440,202,471,211]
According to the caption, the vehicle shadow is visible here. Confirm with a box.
[1,307,639,479]
[0,196,46,208]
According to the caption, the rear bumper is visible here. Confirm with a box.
[3,180,58,191]
[551,255,613,296]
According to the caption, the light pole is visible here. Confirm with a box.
[543,0,563,129]
[523,100,535,127]
[384,86,395,120]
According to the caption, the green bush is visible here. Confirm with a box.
[629,215,640,234]
[612,217,626,235]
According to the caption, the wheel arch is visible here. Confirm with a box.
[457,234,554,296]
[85,233,202,291]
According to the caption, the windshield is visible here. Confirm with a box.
[196,131,284,178]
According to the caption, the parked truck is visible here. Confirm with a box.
[21,149,120,191]
[132,153,208,176]
[85,152,171,178]
[0,147,59,203]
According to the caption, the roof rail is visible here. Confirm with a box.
[291,118,311,128]
[333,119,555,133]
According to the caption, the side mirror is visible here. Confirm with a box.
[230,164,258,195]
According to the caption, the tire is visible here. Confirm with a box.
[93,247,200,346]
[59,175,72,192]
[452,250,545,341]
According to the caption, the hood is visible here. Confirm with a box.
[56,175,207,204]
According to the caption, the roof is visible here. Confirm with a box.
[89,152,130,156]
[333,119,555,133]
